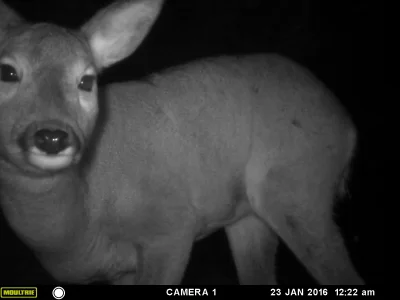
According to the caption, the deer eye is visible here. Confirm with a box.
[78,74,96,92]
[0,63,20,82]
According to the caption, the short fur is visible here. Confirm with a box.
[0,0,363,285]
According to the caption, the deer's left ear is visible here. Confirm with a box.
[81,0,164,70]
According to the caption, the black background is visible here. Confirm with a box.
[1,0,385,285]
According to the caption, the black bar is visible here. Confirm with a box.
[1,285,381,299]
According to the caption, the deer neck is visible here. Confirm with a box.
[0,162,89,252]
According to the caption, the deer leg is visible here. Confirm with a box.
[226,215,279,285]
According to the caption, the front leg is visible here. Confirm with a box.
[136,231,195,285]
[112,272,137,285]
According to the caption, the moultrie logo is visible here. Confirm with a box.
[0,287,37,298]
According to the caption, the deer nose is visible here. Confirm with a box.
[34,129,70,155]
[20,121,82,171]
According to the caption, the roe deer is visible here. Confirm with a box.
[0,0,364,285]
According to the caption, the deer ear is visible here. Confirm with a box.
[0,1,24,41]
[81,0,164,70]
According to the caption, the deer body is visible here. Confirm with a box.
[0,0,363,285]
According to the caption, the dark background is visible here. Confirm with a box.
[1,0,385,285]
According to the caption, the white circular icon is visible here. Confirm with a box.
[52,287,65,299]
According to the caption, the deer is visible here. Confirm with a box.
[0,0,364,285]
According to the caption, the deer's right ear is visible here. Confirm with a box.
[0,1,24,41]
[81,0,164,70]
